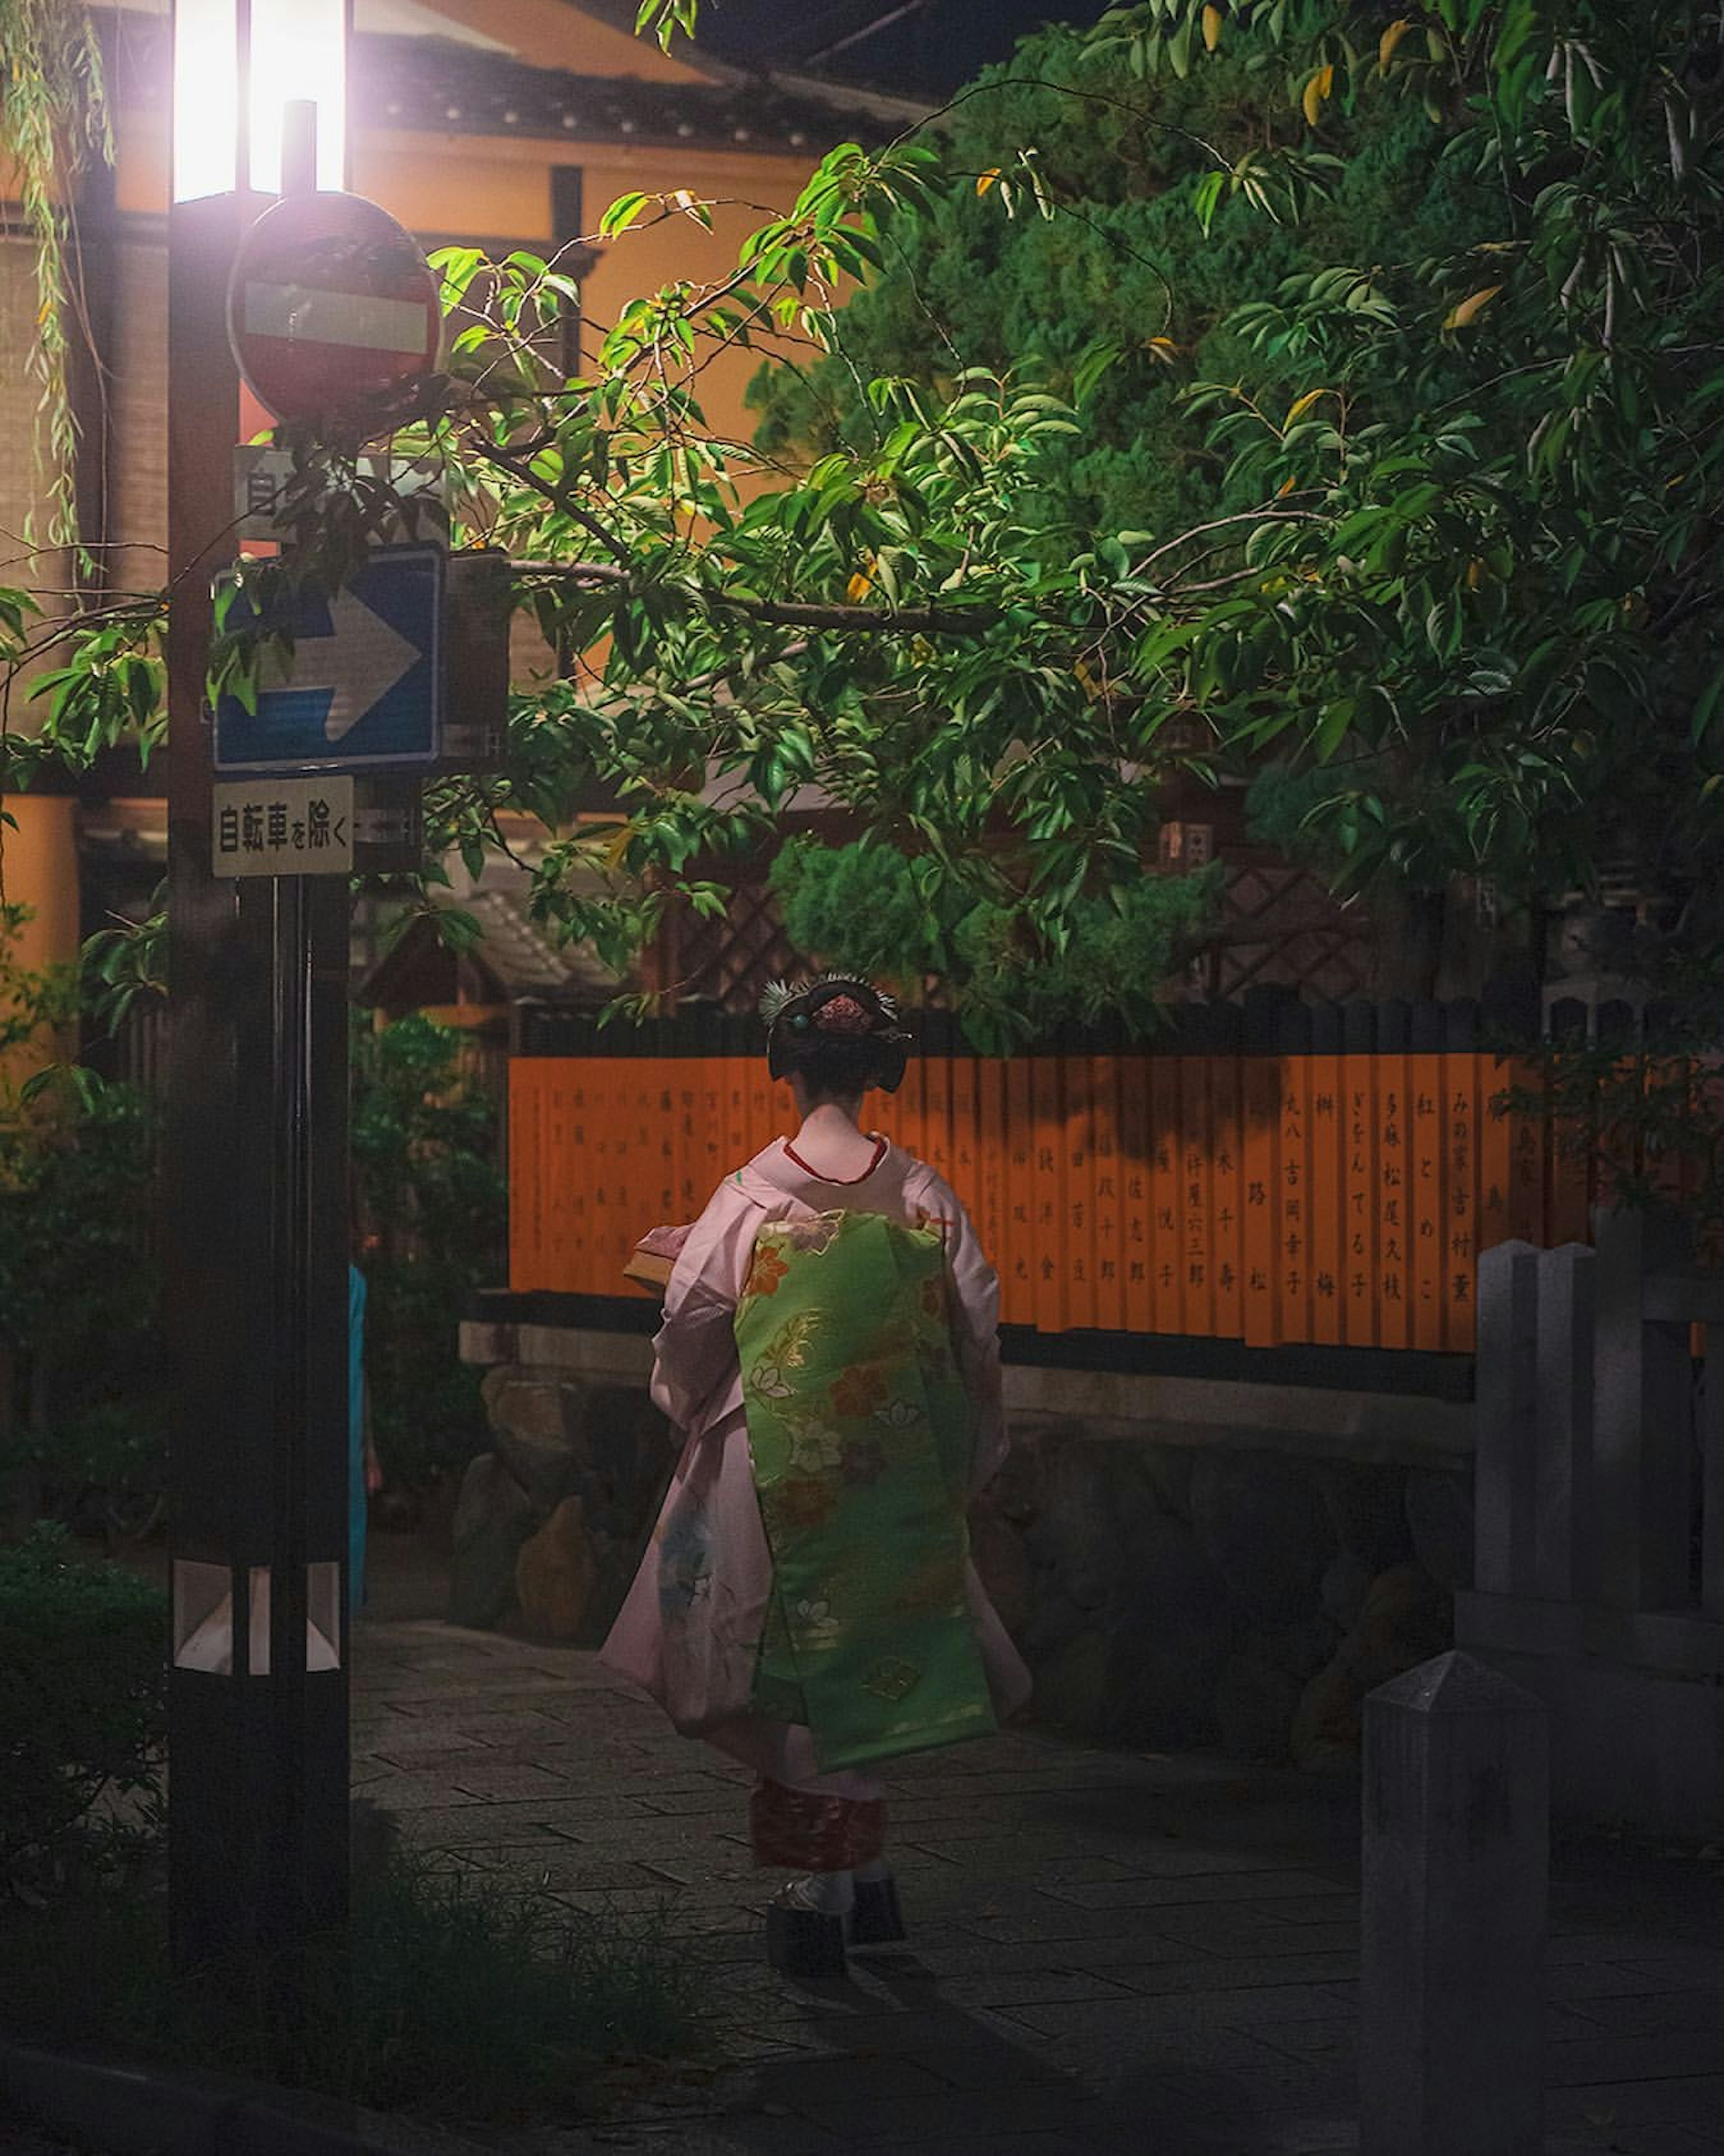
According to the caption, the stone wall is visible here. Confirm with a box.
[972,1426,1470,1767]
[449,1365,677,1643]
[456,1320,1474,1765]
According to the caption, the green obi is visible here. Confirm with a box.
[735,1209,998,1773]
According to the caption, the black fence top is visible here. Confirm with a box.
[514,979,1549,1060]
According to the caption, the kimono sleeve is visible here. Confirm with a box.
[648,1178,762,1434]
[915,1168,1009,1501]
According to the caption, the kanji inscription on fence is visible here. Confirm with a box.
[507,1003,1629,1359]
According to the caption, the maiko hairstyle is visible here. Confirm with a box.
[759,975,912,1096]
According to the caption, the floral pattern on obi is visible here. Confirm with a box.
[734,1210,997,1773]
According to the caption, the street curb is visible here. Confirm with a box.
[0,2037,500,2156]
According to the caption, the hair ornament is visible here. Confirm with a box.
[757,979,801,1027]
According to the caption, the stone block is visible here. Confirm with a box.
[969,1511,1032,1638]
[515,1496,599,1642]
[1293,1564,1453,1771]
[1024,1626,1110,1740]
[1245,1612,1344,1682]
[480,1365,590,1507]
[1321,1551,1374,1632]
[1314,1459,1414,1574]
[1214,1653,1301,1762]
[1189,1451,1337,1623]
[1405,1464,1475,1593]
[1139,1440,1196,1523]
[1020,1435,1169,1611]
[1097,1623,1236,1748]
[449,1452,536,1629]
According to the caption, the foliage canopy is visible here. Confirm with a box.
[4,1,1724,1043]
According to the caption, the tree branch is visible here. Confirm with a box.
[508,559,996,636]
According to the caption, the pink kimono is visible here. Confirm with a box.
[599,1135,1033,1816]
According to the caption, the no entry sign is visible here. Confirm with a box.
[228,191,442,432]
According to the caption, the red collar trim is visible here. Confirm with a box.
[782,1133,888,1186]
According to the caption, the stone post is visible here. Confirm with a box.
[1360,1650,1548,2156]
[1474,1242,1541,1596]
[1534,1245,1595,1602]
[1593,1206,1695,1610]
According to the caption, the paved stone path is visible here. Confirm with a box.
[353,1615,1724,2156]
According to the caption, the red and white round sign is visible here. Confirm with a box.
[228,190,442,433]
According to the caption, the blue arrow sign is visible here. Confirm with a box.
[213,544,444,774]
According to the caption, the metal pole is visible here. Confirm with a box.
[165,29,351,2032]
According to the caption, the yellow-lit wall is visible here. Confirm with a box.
[112,118,818,453]
[0,794,79,1080]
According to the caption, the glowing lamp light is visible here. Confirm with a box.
[173,0,348,202]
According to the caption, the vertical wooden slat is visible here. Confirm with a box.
[1308,1004,1344,1345]
[975,1053,1007,1285]
[1276,1003,1313,1346]
[649,1036,678,1231]
[1179,1052,1215,1337]
[946,1042,979,1217]
[565,1043,590,1292]
[1411,1002,1447,1351]
[1090,1045,1125,1332]
[1031,1049,1067,1333]
[1149,1051,1185,1338]
[1341,1003,1378,1348]
[923,1047,954,1208]
[1507,1055,1547,1248]
[697,1044,725,1212]
[1240,1010,1281,1349]
[674,1039,700,1223]
[507,1060,537,1292]
[1376,1001,1412,1350]
[1003,1053,1036,1325]
[1120,1051,1153,1334]
[1060,1047,1095,1329]
[594,1043,628,1286]
[893,1021,926,1168]
[1210,1044,1245,1340]
[1443,1006,1481,1351]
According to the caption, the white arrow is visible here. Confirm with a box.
[281,588,422,744]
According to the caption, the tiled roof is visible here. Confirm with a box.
[109,16,913,157]
[352,35,904,151]
[358,886,621,1011]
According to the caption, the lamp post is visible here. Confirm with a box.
[164,0,355,2010]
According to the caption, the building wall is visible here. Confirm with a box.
[0,794,80,1081]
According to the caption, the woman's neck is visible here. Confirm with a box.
[788,1100,880,1181]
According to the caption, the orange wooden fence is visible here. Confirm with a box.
[508,1030,1576,1354]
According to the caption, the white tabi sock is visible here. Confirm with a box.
[804,1870,854,1917]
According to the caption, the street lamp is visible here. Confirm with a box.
[173,0,348,202]
[164,0,354,2013]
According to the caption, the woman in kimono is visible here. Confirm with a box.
[600,975,1031,1977]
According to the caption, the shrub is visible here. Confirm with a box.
[0,1525,166,1892]
[0,1844,712,2125]
[351,1014,506,1493]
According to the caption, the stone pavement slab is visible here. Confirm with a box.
[354,1616,1724,2156]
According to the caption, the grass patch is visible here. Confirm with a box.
[0,1844,718,2127]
